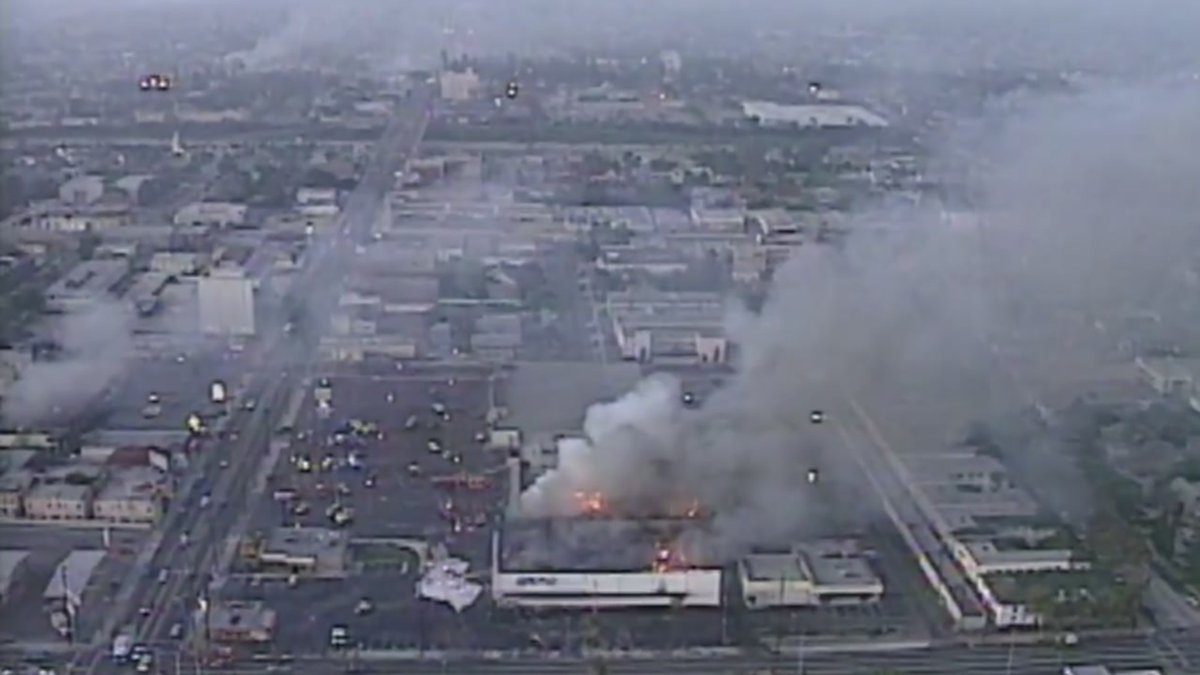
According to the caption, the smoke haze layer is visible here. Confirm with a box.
[520,79,1200,557]
[1,301,134,427]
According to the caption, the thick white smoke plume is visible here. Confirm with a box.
[1,301,134,426]
[520,79,1200,557]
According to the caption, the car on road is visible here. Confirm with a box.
[169,623,184,639]
[355,598,373,615]
[329,625,350,649]
[404,415,419,431]
[157,569,169,584]
[142,393,162,419]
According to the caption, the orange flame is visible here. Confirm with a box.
[575,491,606,515]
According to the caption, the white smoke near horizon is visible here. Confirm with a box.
[518,79,1200,558]
[1,301,134,427]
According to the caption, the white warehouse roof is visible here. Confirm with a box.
[43,550,106,604]
[742,101,888,128]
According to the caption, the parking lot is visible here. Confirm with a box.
[227,363,515,653]
[214,358,939,656]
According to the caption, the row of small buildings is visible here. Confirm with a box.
[491,517,883,610]
[0,447,171,525]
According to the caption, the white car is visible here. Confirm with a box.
[427,439,441,453]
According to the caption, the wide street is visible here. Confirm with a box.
[50,89,434,675]
[58,626,1200,674]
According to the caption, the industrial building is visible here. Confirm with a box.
[739,539,884,609]
[740,101,889,128]
[491,517,722,608]
[208,600,277,644]
[45,259,129,312]
[0,550,30,606]
[253,526,348,577]
[2,455,169,525]
[124,271,171,317]
[295,187,340,217]
[173,201,248,228]
[43,550,106,610]
[902,449,1091,628]
[0,469,34,517]
[605,290,730,364]
[198,266,256,336]
[91,466,169,524]
[24,472,99,521]
[58,175,105,205]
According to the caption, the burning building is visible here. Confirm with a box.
[491,516,723,608]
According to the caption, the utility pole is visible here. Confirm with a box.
[61,564,75,645]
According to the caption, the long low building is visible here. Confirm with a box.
[492,517,722,608]
[45,259,129,312]
[0,550,30,605]
[739,539,884,609]
[43,549,106,608]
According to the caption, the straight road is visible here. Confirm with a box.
[96,627,1200,674]
[60,89,434,674]
[68,371,290,675]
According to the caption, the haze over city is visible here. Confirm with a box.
[1,2,1198,674]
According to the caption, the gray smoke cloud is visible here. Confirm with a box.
[2,301,134,427]
[519,78,1200,557]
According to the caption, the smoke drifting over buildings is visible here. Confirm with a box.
[1,301,134,427]
[520,80,1200,558]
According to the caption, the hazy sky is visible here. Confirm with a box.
[5,0,1200,76]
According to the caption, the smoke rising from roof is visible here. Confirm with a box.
[519,79,1200,557]
[1,301,134,427]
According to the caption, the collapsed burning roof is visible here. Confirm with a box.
[499,517,720,573]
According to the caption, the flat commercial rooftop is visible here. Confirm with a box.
[500,517,715,573]
[43,549,106,602]
[742,553,811,582]
[0,550,30,597]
